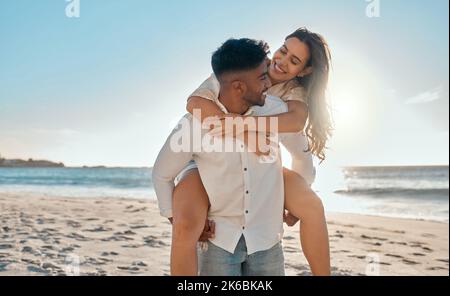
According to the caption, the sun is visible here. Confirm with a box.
[331,87,365,130]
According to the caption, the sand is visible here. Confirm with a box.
[0,192,448,276]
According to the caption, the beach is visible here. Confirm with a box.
[0,192,448,276]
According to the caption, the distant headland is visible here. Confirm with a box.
[0,155,135,169]
[0,156,65,168]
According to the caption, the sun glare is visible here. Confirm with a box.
[332,87,366,130]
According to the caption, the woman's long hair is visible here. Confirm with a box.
[287,28,333,162]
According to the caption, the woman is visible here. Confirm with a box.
[170,28,333,276]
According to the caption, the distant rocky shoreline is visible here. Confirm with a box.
[0,157,65,168]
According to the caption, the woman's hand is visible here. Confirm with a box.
[207,115,274,157]
[208,114,243,138]
[198,219,215,242]
[284,210,300,227]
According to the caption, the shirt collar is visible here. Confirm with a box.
[215,98,254,116]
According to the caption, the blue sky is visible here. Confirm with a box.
[0,0,448,167]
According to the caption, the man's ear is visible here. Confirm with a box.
[298,66,313,78]
[231,80,247,95]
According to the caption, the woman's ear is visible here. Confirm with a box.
[298,66,313,78]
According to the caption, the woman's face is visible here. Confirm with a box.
[269,37,312,84]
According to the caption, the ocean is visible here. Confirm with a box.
[0,166,448,222]
[0,167,154,200]
[316,166,449,222]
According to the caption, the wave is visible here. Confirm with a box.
[334,187,449,200]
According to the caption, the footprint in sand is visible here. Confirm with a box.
[114,230,137,236]
[66,220,82,228]
[101,251,120,256]
[117,266,140,272]
[427,266,448,271]
[36,218,56,225]
[402,259,420,265]
[98,257,113,264]
[385,254,404,259]
[83,226,113,232]
[66,232,90,241]
[41,245,57,251]
[393,230,406,234]
[389,241,408,246]
[126,207,148,213]
[348,255,366,260]
[364,242,383,247]
[101,235,134,242]
[129,225,150,230]
[410,243,433,252]
[83,257,108,266]
[27,265,48,274]
[60,246,76,252]
[21,246,34,253]
[121,244,143,248]
[84,218,100,222]
[2,226,12,233]
[132,261,148,267]
[21,258,41,266]
[0,244,14,250]
[142,236,169,248]
[361,235,388,241]
[332,250,351,254]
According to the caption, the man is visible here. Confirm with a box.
[152,38,289,276]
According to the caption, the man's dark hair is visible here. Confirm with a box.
[211,38,269,79]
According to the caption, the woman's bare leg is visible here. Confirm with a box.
[171,169,209,276]
[283,168,331,276]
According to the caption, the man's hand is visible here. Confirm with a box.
[198,219,215,242]
[284,211,300,227]
[168,217,215,241]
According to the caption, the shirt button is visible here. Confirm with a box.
[244,168,247,171]
[242,226,245,230]
[246,191,249,194]
[245,210,249,214]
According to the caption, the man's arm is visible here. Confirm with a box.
[152,116,195,218]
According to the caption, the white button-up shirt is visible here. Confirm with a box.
[152,96,288,254]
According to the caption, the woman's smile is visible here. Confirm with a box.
[272,61,287,74]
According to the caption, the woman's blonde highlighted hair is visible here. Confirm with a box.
[287,28,333,161]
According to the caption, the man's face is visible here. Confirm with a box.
[241,61,272,107]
